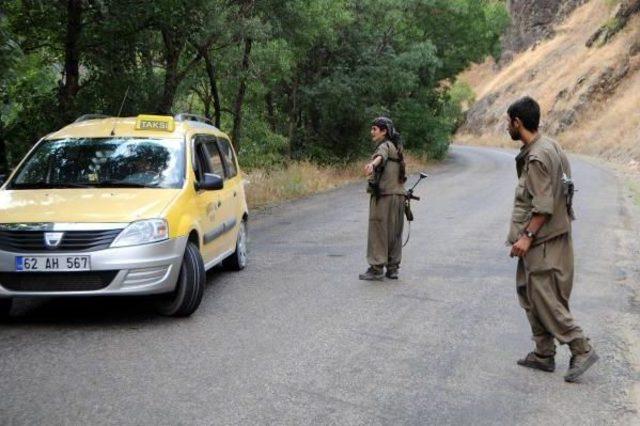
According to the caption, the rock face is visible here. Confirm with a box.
[586,0,640,47]
[502,0,587,55]
[457,0,640,162]
[547,60,632,134]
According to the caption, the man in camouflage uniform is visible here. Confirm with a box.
[506,97,598,382]
[359,117,406,281]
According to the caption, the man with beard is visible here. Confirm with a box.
[506,97,598,382]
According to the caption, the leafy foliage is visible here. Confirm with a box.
[0,0,508,172]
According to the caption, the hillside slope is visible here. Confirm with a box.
[456,0,640,165]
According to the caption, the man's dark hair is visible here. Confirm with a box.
[507,97,540,132]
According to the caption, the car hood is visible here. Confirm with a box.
[0,188,181,224]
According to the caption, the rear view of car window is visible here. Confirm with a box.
[217,138,237,178]
[203,140,225,177]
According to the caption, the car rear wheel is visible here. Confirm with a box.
[223,220,247,271]
[154,242,205,317]
[0,298,12,319]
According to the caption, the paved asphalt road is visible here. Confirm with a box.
[1,146,639,425]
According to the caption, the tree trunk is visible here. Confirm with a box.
[287,79,299,156]
[265,91,276,132]
[158,30,183,115]
[201,49,222,128]
[158,56,180,114]
[203,93,211,120]
[58,0,82,123]
[231,37,252,149]
[0,110,7,175]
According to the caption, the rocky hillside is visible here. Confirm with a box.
[501,0,587,60]
[457,0,640,165]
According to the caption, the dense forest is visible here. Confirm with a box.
[0,0,508,174]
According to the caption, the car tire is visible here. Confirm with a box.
[154,242,205,317]
[0,298,12,319]
[222,220,248,271]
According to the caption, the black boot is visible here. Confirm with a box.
[385,267,399,279]
[517,352,556,372]
[564,338,598,382]
[359,267,384,281]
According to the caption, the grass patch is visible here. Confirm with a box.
[456,132,515,149]
[628,180,640,207]
[244,152,430,209]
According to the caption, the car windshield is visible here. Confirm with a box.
[9,137,185,189]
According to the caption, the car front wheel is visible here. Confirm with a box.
[154,241,205,317]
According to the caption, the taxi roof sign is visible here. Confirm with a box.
[135,115,175,132]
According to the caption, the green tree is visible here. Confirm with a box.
[1,0,508,171]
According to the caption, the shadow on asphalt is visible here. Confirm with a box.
[3,267,227,326]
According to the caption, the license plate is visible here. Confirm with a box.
[15,256,91,272]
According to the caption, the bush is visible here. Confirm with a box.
[237,119,289,171]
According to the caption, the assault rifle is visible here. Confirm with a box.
[403,172,428,246]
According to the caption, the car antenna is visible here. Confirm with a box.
[110,86,130,136]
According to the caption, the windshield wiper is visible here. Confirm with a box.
[95,180,156,188]
[11,182,95,189]
[57,182,96,188]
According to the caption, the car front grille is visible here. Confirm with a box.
[0,229,122,252]
[0,271,118,292]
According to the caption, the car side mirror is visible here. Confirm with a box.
[197,173,224,191]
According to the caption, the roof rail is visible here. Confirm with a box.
[174,113,214,126]
[74,114,111,123]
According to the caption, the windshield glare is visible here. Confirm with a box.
[10,137,185,189]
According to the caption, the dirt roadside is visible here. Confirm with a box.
[613,164,640,413]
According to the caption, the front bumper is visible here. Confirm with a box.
[0,237,188,297]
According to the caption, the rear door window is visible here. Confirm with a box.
[194,135,225,178]
[193,142,207,182]
[217,138,238,179]
[203,140,225,177]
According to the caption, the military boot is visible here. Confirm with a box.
[359,267,384,281]
[517,352,555,372]
[385,267,399,280]
[564,338,598,382]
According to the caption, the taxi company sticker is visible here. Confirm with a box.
[135,115,175,132]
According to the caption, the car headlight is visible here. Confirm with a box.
[111,219,168,248]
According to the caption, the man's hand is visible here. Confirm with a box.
[510,235,533,258]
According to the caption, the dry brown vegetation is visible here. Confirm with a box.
[456,0,640,166]
[244,153,429,209]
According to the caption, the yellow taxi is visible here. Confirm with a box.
[0,114,248,317]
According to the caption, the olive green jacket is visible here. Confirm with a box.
[371,140,405,196]
[507,135,574,245]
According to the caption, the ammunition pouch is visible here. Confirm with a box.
[366,180,380,198]
[404,199,414,222]
[367,164,384,198]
